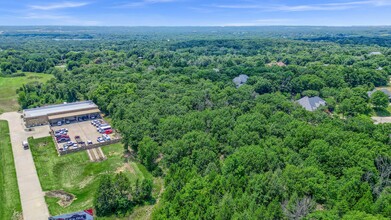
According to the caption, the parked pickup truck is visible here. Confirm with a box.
[74,135,86,148]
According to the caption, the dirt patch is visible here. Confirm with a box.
[116,162,135,174]
[38,141,48,147]
[45,190,75,207]
[78,176,94,189]
[108,151,121,157]
[316,204,325,211]
[155,153,163,163]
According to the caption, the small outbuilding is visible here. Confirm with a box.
[296,96,327,111]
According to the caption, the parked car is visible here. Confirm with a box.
[22,140,29,150]
[56,136,69,141]
[57,121,62,126]
[87,140,93,145]
[57,138,70,143]
[103,134,111,141]
[105,129,113,134]
[56,134,69,138]
[97,137,105,143]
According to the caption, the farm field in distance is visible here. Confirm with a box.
[0,120,22,220]
[0,73,53,113]
[29,136,158,218]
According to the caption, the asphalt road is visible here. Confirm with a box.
[0,112,50,220]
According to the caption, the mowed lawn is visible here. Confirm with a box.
[29,136,152,216]
[0,73,53,113]
[0,120,22,219]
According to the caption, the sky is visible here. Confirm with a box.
[0,0,390,26]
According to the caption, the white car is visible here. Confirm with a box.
[102,134,111,141]
[22,140,29,150]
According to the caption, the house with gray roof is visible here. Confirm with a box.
[367,88,391,100]
[296,96,327,111]
[233,74,249,88]
[369,52,382,56]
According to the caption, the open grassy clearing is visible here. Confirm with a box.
[0,72,53,113]
[29,136,152,217]
[0,120,22,220]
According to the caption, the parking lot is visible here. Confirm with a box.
[52,119,119,153]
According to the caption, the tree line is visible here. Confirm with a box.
[2,27,390,219]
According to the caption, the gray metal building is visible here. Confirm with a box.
[23,101,101,127]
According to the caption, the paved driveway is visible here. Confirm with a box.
[0,112,50,220]
[372,116,391,124]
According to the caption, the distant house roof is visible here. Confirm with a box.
[369,52,382,55]
[267,61,286,67]
[296,96,326,111]
[368,88,391,99]
[233,74,249,88]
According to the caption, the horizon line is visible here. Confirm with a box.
[0,25,391,27]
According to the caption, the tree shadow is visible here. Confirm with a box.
[374,108,391,117]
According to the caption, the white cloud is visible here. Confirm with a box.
[23,13,71,20]
[223,18,298,26]
[113,0,177,8]
[30,1,90,10]
[215,0,391,12]
[21,13,100,25]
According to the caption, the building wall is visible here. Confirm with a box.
[48,112,100,126]
[24,107,100,127]
[25,116,49,127]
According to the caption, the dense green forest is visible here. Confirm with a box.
[1,26,390,219]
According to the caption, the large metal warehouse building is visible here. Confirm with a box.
[23,101,101,127]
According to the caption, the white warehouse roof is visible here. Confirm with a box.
[23,101,98,118]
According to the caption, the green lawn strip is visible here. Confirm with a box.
[0,120,22,219]
[29,137,148,216]
[0,72,53,113]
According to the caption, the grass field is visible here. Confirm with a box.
[29,136,156,217]
[0,120,22,220]
[0,73,53,113]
